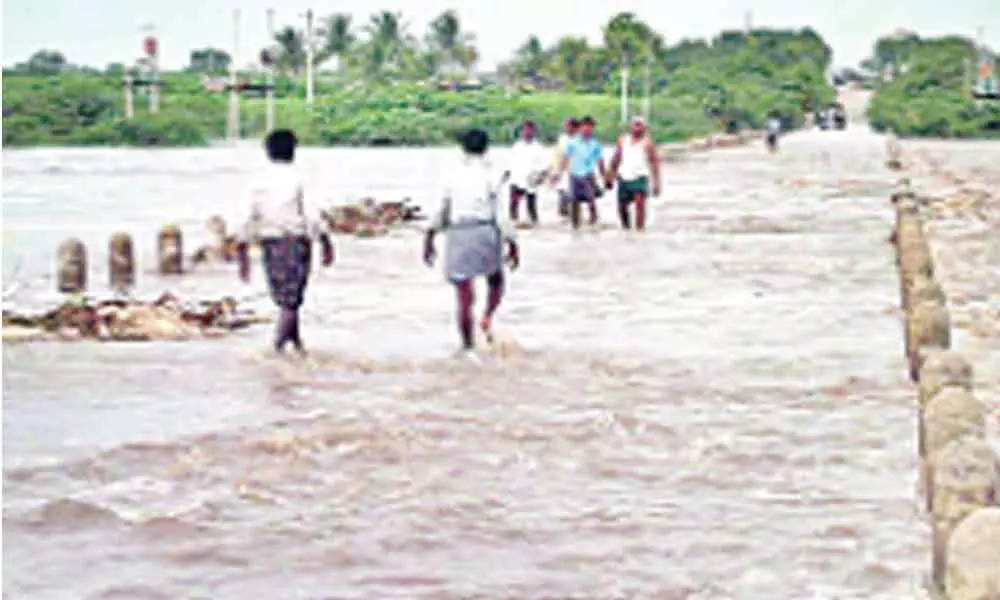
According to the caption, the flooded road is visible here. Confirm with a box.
[2,128,942,599]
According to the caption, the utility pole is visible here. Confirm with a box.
[642,58,651,121]
[142,24,160,114]
[227,8,241,144]
[266,8,276,131]
[304,8,315,104]
[123,72,135,119]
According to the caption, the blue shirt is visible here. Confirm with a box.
[564,135,602,177]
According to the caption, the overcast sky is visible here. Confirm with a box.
[2,0,997,71]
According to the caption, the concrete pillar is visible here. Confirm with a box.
[108,232,135,293]
[157,225,184,275]
[946,507,1000,600]
[929,436,999,592]
[56,238,87,294]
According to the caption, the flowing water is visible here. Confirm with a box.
[2,128,951,599]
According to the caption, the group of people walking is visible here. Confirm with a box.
[507,115,661,232]
[236,117,664,355]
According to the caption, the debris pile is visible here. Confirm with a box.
[2,291,270,343]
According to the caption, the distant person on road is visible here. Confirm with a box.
[235,129,335,355]
[608,116,660,231]
[552,117,579,218]
[550,115,610,230]
[424,128,520,352]
[766,112,782,153]
[507,120,549,227]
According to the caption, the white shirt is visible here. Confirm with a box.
[767,118,782,134]
[507,138,549,189]
[235,161,327,242]
[430,155,516,243]
[618,134,651,180]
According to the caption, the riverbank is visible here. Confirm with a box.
[1,73,822,148]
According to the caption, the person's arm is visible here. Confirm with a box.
[299,181,335,267]
[492,172,520,269]
[645,137,661,196]
[608,139,623,183]
[596,144,609,184]
[549,139,573,186]
[234,185,261,282]
[424,187,450,266]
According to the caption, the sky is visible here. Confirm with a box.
[2,0,998,71]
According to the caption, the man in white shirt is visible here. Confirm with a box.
[235,129,335,354]
[552,118,579,218]
[507,120,549,226]
[424,128,520,351]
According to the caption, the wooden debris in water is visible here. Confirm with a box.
[1,291,270,343]
[321,197,425,238]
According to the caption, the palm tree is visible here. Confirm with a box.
[274,27,305,75]
[362,11,414,78]
[428,10,477,76]
[515,36,547,79]
[317,13,355,70]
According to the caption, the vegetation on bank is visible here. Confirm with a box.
[865,33,1000,138]
[3,12,836,147]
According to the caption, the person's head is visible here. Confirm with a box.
[460,128,489,156]
[265,129,298,163]
[521,120,536,141]
[564,118,579,135]
[630,115,647,138]
[579,115,595,137]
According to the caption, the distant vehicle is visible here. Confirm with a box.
[815,103,847,131]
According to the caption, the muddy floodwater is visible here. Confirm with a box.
[6,128,984,599]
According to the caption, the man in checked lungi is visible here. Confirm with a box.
[423,128,521,352]
[235,129,335,354]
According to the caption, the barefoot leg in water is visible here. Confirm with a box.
[455,280,475,350]
[634,192,647,231]
[509,187,522,223]
[480,270,505,343]
[274,307,296,353]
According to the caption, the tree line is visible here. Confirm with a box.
[7,11,833,95]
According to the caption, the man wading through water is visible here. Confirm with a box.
[608,116,661,231]
[507,120,550,227]
[552,118,579,218]
[236,129,335,354]
[549,115,610,229]
[424,128,520,352]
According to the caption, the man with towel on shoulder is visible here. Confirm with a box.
[424,128,520,353]
[607,115,660,231]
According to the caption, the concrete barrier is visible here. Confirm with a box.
[930,436,1000,591]
[888,145,1000,599]
[946,507,1000,600]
